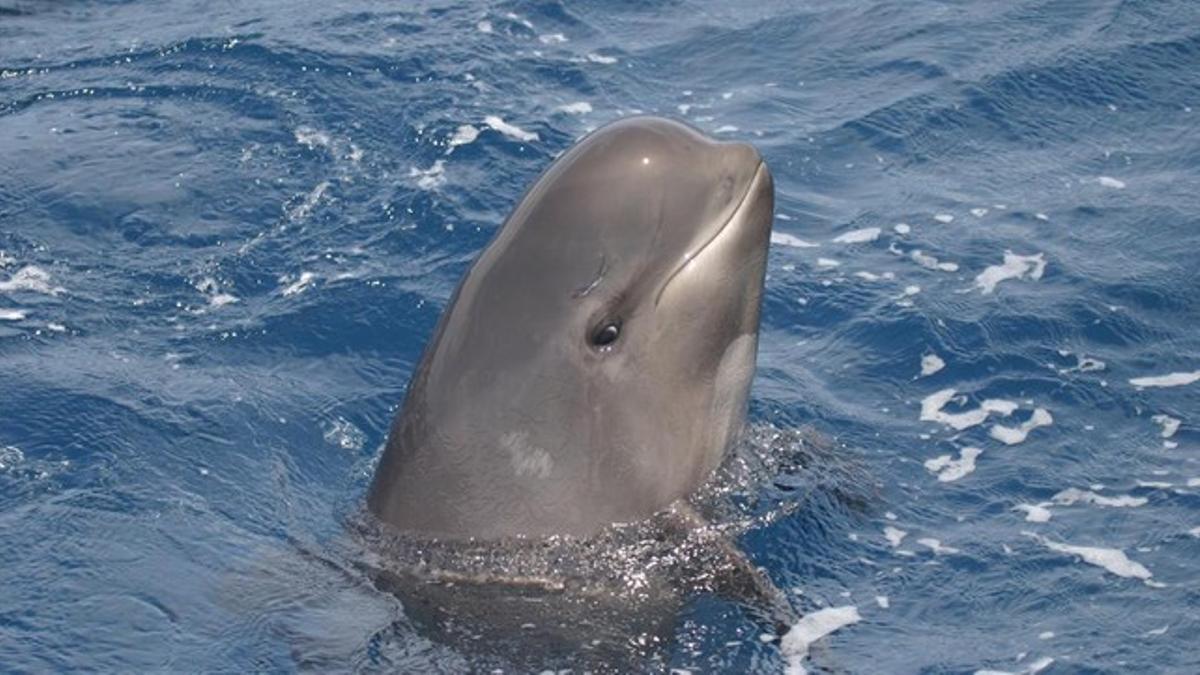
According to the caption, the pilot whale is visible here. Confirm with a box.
[368,115,774,540]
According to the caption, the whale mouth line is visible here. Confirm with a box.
[655,161,767,307]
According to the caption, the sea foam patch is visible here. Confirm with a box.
[990,408,1053,445]
[1151,415,1180,438]
[0,266,64,296]
[831,227,881,244]
[920,388,1018,431]
[917,538,960,555]
[1052,488,1147,508]
[447,124,479,150]
[280,272,316,297]
[974,252,1045,294]
[556,101,592,115]
[1024,532,1152,581]
[780,606,861,675]
[919,353,945,377]
[1014,503,1053,523]
[924,447,981,482]
[911,250,959,272]
[1130,371,1200,388]
[409,161,446,190]
[484,115,539,142]
[883,526,908,548]
[771,232,820,248]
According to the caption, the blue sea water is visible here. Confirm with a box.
[2,0,1199,671]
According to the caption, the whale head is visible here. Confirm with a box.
[369,116,774,539]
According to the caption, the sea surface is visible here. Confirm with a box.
[2,1,1199,672]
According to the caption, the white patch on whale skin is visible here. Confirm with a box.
[502,431,553,479]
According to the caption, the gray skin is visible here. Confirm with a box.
[367,116,774,539]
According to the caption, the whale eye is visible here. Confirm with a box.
[590,321,621,349]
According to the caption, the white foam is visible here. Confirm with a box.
[476,19,493,34]
[1190,527,1200,538]
[832,227,881,244]
[714,125,739,133]
[920,353,946,377]
[1059,355,1106,374]
[294,126,331,150]
[556,101,592,115]
[1038,631,1054,640]
[1130,371,1200,388]
[875,595,889,609]
[209,293,238,308]
[970,208,989,217]
[0,250,13,268]
[883,526,907,547]
[854,271,894,281]
[447,124,479,149]
[894,223,911,234]
[917,538,960,555]
[816,258,841,268]
[484,115,539,142]
[46,322,66,332]
[1188,478,1200,488]
[924,447,982,482]
[281,271,316,297]
[0,308,26,321]
[780,606,861,675]
[934,213,954,223]
[1097,176,1126,189]
[0,266,64,295]
[538,32,567,44]
[409,161,446,190]
[1014,503,1053,523]
[1052,488,1146,508]
[586,53,618,64]
[0,445,24,470]
[504,11,533,29]
[1028,658,1054,673]
[770,233,819,251]
[1137,480,1173,489]
[323,417,366,451]
[287,181,330,221]
[1025,532,1151,580]
[920,388,1018,431]
[911,250,959,272]
[1151,415,1180,438]
[974,251,1046,294]
[989,408,1053,445]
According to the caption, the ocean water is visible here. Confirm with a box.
[2,0,1199,672]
